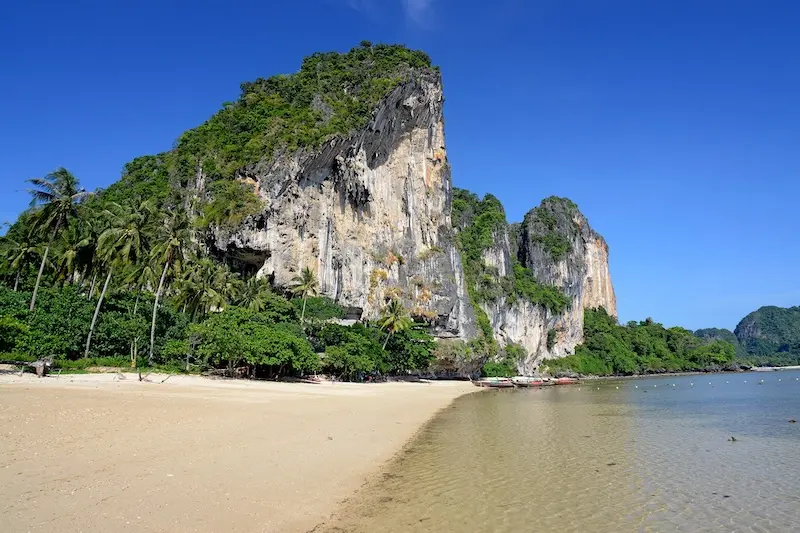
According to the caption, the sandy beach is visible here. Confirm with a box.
[0,372,475,533]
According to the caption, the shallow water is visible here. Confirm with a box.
[323,371,800,532]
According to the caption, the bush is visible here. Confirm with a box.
[0,315,28,352]
[55,357,130,370]
[292,296,345,321]
[324,336,383,380]
[191,306,319,377]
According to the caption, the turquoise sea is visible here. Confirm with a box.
[323,371,800,532]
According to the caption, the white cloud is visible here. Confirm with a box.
[402,0,435,25]
[345,0,374,12]
[341,0,436,26]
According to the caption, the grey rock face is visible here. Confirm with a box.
[208,71,477,340]
[205,73,616,374]
[482,198,617,372]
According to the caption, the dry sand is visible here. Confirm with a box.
[0,372,475,532]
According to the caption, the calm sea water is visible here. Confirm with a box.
[323,371,800,532]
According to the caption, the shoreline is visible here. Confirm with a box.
[0,372,477,533]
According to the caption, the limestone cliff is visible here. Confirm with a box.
[190,45,615,374]
[208,69,477,340]
[453,193,616,373]
[509,198,615,371]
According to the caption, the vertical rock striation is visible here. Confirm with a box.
[455,195,616,373]
[209,70,477,339]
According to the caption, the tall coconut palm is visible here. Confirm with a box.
[26,168,91,310]
[84,201,155,358]
[380,298,412,350]
[122,260,158,367]
[148,209,189,364]
[290,266,318,325]
[54,221,86,286]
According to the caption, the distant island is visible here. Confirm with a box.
[0,42,796,379]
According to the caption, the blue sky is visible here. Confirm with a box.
[2,0,798,330]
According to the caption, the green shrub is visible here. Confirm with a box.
[55,357,130,370]
[292,296,344,321]
[0,315,28,352]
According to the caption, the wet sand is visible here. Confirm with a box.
[0,373,475,532]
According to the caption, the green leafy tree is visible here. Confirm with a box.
[290,266,318,325]
[26,168,91,311]
[191,306,318,377]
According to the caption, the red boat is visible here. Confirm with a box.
[553,377,580,385]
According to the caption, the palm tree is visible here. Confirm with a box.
[54,221,85,286]
[237,277,274,312]
[1,236,40,291]
[212,263,243,310]
[174,259,239,320]
[148,210,189,364]
[380,298,412,350]
[290,266,318,325]
[84,201,155,358]
[26,168,91,311]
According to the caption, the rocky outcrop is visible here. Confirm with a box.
[208,70,477,340]
[734,306,800,355]
[479,198,616,372]
[203,54,616,374]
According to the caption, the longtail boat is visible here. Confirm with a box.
[511,376,548,387]
[553,377,580,385]
[472,377,514,388]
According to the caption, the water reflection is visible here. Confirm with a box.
[322,372,800,532]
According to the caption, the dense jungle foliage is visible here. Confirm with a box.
[0,168,439,379]
[547,308,737,376]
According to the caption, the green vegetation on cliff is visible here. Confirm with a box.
[730,306,800,365]
[694,327,747,358]
[548,308,736,376]
[100,43,436,229]
[0,169,436,379]
[734,306,800,355]
[523,196,577,262]
[452,189,569,315]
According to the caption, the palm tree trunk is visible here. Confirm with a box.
[30,218,62,311]
[149,260,170,365]
[88,272,97,299]
[13,270,20,292]
[300,292,308,325]
[84,269,112,358]
[383,332,391,350]
[29,244,50,311]
[130,292,140,368]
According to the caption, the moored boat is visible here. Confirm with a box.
[472,377,515,388]
[553,377,580,385]
[511,376,548,387]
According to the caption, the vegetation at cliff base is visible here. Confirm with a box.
[0,168,438,379]
[547,308,736,376]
